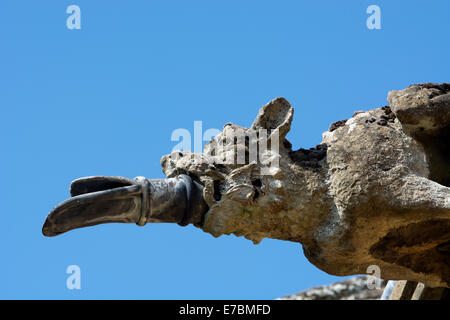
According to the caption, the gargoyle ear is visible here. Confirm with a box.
[70,176,135,197]
[251,97,294,139]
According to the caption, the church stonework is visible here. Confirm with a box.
[43,83,450,289]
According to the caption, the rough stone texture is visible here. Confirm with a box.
[278,276,387,300]
[388,83,450,187]
[161,84,450,288]
[388,83,450,135]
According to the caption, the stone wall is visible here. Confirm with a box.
[279,276,387,300]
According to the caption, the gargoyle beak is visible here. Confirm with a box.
[42,175,208,237]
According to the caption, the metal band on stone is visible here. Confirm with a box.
[178,174,192,227]
[135,176,150,226]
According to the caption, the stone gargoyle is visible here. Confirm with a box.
[42,83,450,288]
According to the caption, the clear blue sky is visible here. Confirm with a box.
[1,1,449,299]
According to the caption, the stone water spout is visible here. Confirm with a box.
[42,175,208,236]
[43,83,450,288]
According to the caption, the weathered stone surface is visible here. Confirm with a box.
[278,276,387,300]
[388,83,450,187]
[388,83,450,134]
[161,84,450,288]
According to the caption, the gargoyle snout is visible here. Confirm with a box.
[42,174,208,237]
